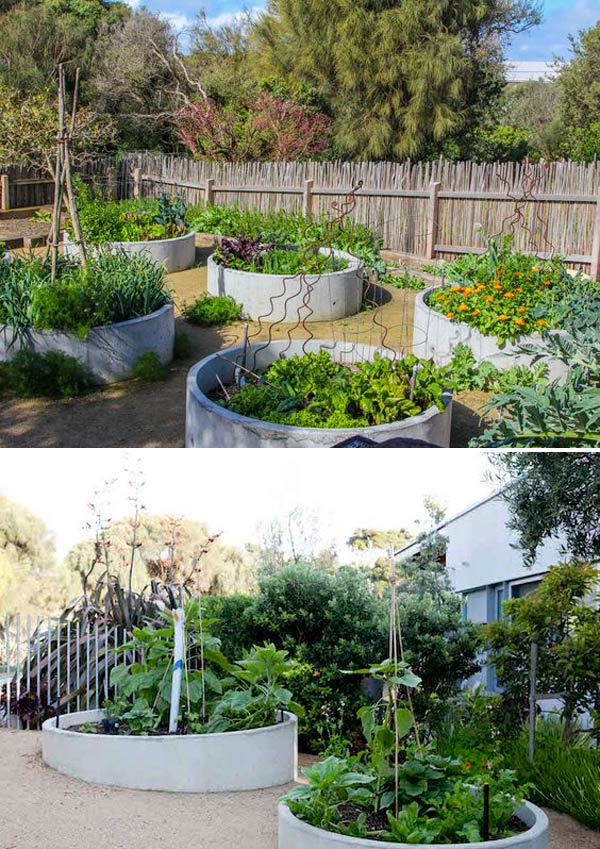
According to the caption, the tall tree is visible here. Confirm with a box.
[251,0,541,159]
[491,453,600,567]
[558,22,600,132]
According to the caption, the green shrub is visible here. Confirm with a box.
[225,350,450,428]
[508,725,600,830]
[447,343,548,392]
[183,293,243,326]
[132,351,167,381]
[3,349,95,397]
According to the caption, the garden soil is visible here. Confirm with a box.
[0,731,597,849]
[0,240,490,447]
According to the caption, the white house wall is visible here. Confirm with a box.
[444,494,565,594]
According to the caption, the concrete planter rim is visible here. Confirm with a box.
[64,230,196,250]
[207,246,361,283]
[418,286,546,344]
[278,800,549,849]
[187,342,452,440]
[42,708,296,740]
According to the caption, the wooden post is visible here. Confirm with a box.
[528,639,538,761]
[590,197,600,281]
[107,166,117,201]
[205,178,214,206]
[133,167,142,200]
[302,179,314,217]
[425,181,441,259]
[0,174,10,211]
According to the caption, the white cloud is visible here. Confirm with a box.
[205,5,264,28]
[159,11,193,32]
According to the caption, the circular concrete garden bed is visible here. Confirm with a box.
[413,287,567,381]
[185,339,453,448]
[0,304,174,384]
[42,708,297,792]
[278,801,549,849]
[206,248,363,322]
[64,231,197,272]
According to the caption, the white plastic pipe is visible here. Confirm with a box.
[168,606,185,734]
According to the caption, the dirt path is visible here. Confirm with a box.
[0,730,597,849]
[0,242,489,447]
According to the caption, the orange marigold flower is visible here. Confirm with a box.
[485,295,494,302]
[515,317,526,327]
[515,272,523,277]
[498,314,509,321]
[493,284,502,290]
[450,286,462,293]
[463,287,473,295]
[537,319,546,327]
[503,292,515,298]
[516,307,526,314]
[543,279,552,286]
[516,287,523,293]
[458,304,469,312]
[446,312,455,319]
[531,266,539,273]
[472,309,481,315]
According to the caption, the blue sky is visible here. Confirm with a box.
[139,0,598,62]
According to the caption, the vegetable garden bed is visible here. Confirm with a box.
[64,230,197,273]
[185,340,453,448]
[42,708,297,792]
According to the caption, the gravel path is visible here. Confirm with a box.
[0,729,598,849]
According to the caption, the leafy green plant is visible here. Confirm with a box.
[206,643,304,733]
[380,270,427,290]
[188,203,384,272]
[182,293,243,326]
[448,343,547,392]
[69,182,190,244]
[214,239,349,275]
[132,351,167,381]
[1,349,94,398]
[223,350,450,429]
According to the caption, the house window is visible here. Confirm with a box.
[510,580,542,600]
[495,587,505,620]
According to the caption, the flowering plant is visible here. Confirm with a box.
[428,237,579,345]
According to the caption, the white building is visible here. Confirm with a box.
[395,489,566,690]
[505,61,555,83]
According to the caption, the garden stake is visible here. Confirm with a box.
[482,782,490,841]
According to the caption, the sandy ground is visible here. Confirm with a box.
[0,729,598,849]
[0,240,490,447]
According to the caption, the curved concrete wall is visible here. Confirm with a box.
[64,231,197,272]
[278,801,549,849]
[207,249,363,322]
[0,304,174,384]
[42,709,297,792]
[186,339,453,448]
[413,288,567,381]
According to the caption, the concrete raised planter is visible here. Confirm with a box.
[42,709,297,792]
[0,304,174,384]
[413,287,568,381]
[64,230,197,272]
[207,248,363,322]
[278,801,549,849]
[186,339,453,448]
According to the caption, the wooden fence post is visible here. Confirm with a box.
[302,179,314,217]
[107,167,117,201]
[425,181,441,259]
[132,167,142,200]
[0,174,10,211]
[591,197,600,281]
[205,178,214,206]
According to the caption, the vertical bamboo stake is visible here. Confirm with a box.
[63,67,86,262]
[49,65,66,281]
[528,639,538,761]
